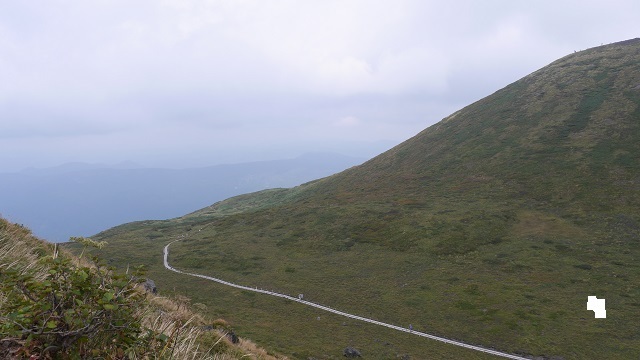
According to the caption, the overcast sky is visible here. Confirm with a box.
[1,1,639,171]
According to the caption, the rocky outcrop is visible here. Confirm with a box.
[343,347,361,358]
[227,331,239,344]
[143,279,157,294]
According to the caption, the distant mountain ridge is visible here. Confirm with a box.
[0,153,364,242]
[86,39,640,359]
[16,161,143,175]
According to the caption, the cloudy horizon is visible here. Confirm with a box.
[2,1,639,172]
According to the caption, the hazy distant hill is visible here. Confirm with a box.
[82,39,640,359]
[0,153,364,242]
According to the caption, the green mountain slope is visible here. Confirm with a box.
[85,39,640,359]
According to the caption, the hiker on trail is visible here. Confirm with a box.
[409,324,413,332]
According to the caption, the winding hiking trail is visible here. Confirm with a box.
[164,240,530,360]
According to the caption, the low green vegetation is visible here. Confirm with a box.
[1,241,150,358]
[75,40,640,359]
[0,218,284,360]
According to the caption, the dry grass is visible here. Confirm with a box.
[0,220,50,280]
[511,210,587,239]
[0,217,285,360]
[141,294,287,360]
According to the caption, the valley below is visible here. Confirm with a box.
[66,39,640,359]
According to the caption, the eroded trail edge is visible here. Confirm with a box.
[163,240,529,360]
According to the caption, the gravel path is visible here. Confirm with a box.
[164,240,530,360]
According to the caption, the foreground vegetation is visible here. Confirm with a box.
[0,218,284,359]
[76,40,639,359]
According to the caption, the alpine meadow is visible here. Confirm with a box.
[64,39,640,359]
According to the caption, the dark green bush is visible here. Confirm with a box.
[0,240,160,359]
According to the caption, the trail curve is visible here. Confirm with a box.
[163,240,529,360]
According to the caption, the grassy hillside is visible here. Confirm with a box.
[81,39,640,359]
[0,153,362,242]
[0,218,284,360]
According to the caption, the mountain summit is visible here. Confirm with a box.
[316,38,640,210]
[89,40,640,359]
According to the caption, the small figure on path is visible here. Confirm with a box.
[409,324,413,332]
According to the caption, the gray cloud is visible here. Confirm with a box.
[1,1,639,171]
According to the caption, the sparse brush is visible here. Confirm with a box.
[0,218,284,360]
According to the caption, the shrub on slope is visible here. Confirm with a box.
[0,218,284,360]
